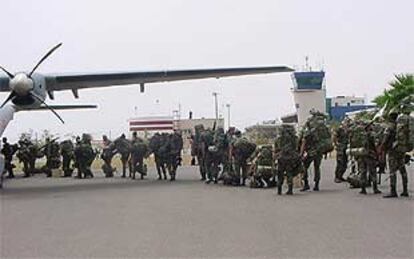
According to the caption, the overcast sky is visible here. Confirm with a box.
[1,0,413,141]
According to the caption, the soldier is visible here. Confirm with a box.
[130,132,148,180]
[348,120,381,194]
[333,121,349,183]
[371,119,387,183]
[167,130,183,181]
[1,137,17,178]
[42,138,61,177]
[113,134,131,178]
[232,131,256,186]
[219,127,234,178]
[249,145,276,188]
[101,135,116,177]
[60,139,75,177]
[16,138,33,177]
[299,111,332,191]
[275,124,303,195]
[149,133,168,180]
[381,102,412,198]
[74,134,95,178]
[192,125,206,180]
[204,128,225,184]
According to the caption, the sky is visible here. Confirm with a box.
[0,0,413,141]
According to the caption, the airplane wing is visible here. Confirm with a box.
[20,104,98,111]
[45,66,293,92]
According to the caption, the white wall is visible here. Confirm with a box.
[293,90,326,127]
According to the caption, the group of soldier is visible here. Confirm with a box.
[1,130,184,183]
[334,100,413,198]
[190,110,332,195]
[1,100,412,198]
[1,134,96,180]
[191,104,412,198]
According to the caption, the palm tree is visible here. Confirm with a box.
[373,74,414,114]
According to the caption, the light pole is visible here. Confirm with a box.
[212,92,219,120]
[226,104,231,129]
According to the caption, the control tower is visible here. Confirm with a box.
[291,71,326,126]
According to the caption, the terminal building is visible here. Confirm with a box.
[291,71,326,126]
[285,70,375,124]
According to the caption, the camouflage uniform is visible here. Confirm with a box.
[334,124,349,182]
[232,133,256,186]
[60,140,74,177]
[17,139,33,177]
[275,125,303,195]
[249,145,276,188]
[130,132,148,180]
[371,121,387,182]
[299,111,332,191]
[201,129,219,184]
[74,134,95,178]
[382,113,410,198]
[299,127,323,191]
[149,133,167,180]
[101,135,116,178]
[167,131,183,181]
[113,134,131,178]
[351,121,381,194]
[192,125,206,180]
[43,138,61,177]
[1,138,17,178]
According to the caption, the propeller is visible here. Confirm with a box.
[0,43,65,124]
[0,92,16,108]
[30,91,65,124]
[0,66,14,78]
[29,43,62,77]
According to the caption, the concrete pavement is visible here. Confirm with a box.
[1,159,413,258]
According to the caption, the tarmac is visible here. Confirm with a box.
[1,159,413,258]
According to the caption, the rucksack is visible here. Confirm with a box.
[233,138,256,159]
[348,122,369,157]
[395,114,414,153]
[306,118,333,154]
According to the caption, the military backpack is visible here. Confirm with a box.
[395,114,414,153]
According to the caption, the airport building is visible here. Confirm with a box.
[287,71,375,124]
[327,96,375,121]
[291,71,326,126]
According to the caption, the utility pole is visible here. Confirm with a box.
[212,92,219,120]
[226,104,231,129]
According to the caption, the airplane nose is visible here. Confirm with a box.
[9,73,33,96]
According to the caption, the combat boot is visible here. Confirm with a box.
[277,186,282,195]
[313,182,319,191]
[383,186,398,198]
[286,184,293,195]
[360,187,367,195]
[401,175,409,197]
[372,182,381,194]
[384,176,398,198]
[383,191,398,198]
[300,181,310,192]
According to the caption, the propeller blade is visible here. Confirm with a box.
[29,43,63,77]
[30,91,65,124]
[1,92,16,108]
[0,66,14,78]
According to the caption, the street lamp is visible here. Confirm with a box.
[212,92,219,120]
[226,104,231,129]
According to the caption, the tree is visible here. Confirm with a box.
[373,74,414,114]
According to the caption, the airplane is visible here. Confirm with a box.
[0,43,293,136]
[0,43,293,187]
